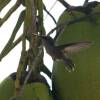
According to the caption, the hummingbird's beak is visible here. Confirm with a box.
[32,33,46,38]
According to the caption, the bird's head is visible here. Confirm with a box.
[41,36,54,45]
[33,33,55,46]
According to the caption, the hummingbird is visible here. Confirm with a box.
[35,34,93,71]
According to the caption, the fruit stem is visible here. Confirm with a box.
[0,0,21,27]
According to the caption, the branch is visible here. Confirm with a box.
[43,4,57,24]
[47,11,100,37]
[12,47,43,100]
[41,64,52,79]
[0,0,11,11]
[23,48,43,85]
[58,0,70,9]
[0,35,22,61]
[12,35,22,49]
[58,0,99,15]
[0,0,21,26]
[54,25,65,41]
[58,0,86,14]
[0,10,25,61]
[36,0,46,35]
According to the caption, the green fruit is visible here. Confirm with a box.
[0,74,15,100]
[0,72,53,100]
[52,3,100,100]
[20,82,53,100]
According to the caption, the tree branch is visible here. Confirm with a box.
[0,10,25,61]
[58,0,70,9]
[0,35,22,61]
[47,11,100,37]
[43,4,57,24]
[10,47,43,100]
[0,0,11,11]
[0,0,21,26]
[58,0,99,15]
[41,64,52,79]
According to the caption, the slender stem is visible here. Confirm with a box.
[21,48,43,95]
[54,25,66,41]
[12,35,22,49]
[43,4,57,24]
[0,0,21,26]
[41,64,52,79]
[47,11,100,36]
[0,0,11,11]
[15,50,28,96]
[58,0,97,14]
[58,0,70,9]
[0,35,22,61]
[15,30,26,96]
[12,47,43,100]
[0,10,25,61]
[15,0,38,96]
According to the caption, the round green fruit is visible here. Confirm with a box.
[0,72,53,100]
[20,82,53,100]
[0,74,15,100]
[52,3,100,100]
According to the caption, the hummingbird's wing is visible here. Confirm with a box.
[57,41,94,54]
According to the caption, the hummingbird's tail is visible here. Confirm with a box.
[62,56,75,72]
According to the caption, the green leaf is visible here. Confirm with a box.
[0,0,11,12]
